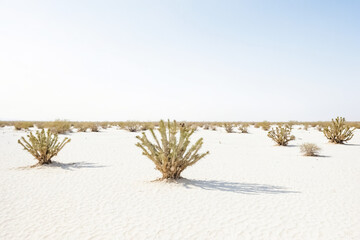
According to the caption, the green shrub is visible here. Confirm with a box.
[300,143,321,156]
[136,120,209,180]
[323,117,355,144]
[18,129,71,166]
[267,125,295,146]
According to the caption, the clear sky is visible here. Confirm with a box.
[1,0,359,121]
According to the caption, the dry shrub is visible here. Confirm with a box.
[300,143,321,156]
[267,125,295,146]
[125,122,140,132]
[46,120,71,134]
[136,120,209,180]
[14,122,34,130]
[323,117,355,144]
[224,124,233,133]
[238,124,249,133]
[18,129,71,166]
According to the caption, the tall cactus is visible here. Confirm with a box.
[267,125,295,146]
[323,117,355,144]
[136,120,209,180]
[18,129,71,165]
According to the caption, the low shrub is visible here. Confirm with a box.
[300,143,321,156]
[238,124,249,133]
[224,124,233,133]
[125,123,140,132]
[14,122,34,130]
[323,117,355,144]
[18,129,71,166]
[267,125,295,146]
[136,120,209,180]
[47,120,71,134]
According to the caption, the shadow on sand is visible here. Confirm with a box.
[17,161,106,171]
[177,178,300,195]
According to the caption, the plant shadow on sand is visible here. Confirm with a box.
[177,179,300,195]
[17,161,106,171]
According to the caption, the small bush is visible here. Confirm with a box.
[14,122,34,130]
[267,125,295,146]
[18,129,71,166]
[125,123,140,132]
[255,121,271,131]
[203,125,209,130]
[211,126,217,131]
[323,117,355,144]
[140,123,154,131]
[136,120,209,180]
[48,120,71,134]
[224,124,233,133]
[238,124,249,133]
[300,143,321,156]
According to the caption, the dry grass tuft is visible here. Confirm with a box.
[300,143,321,156]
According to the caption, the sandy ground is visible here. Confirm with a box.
[0,125,359,240]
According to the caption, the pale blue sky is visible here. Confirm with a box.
[1,0,359,121]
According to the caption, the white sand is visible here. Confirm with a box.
[0,126,359,240]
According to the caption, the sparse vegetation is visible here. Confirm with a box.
[300,143,321,156]
[323,117,355,144]
[135,120,209,180]
[255,121,271,131]
[18,129,71,166]
[267,125,295,146]
[14,122,34,130]
[125,122,140,132]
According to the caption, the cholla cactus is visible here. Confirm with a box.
[136,120,209,180]
[18,129,71,165]
[267,125,295,146]
[323,117,355,144]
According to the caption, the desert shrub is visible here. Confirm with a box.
[125,122,140,132]
[136,120,209,180]
[300,143,321,156]
[256,121,270,131]
[88,123,99,132]
[323,117,355,144]
[46,120,71,134]
[14,122,34,130]
[267,125,295,146]
[18,129,71,166]
[304,125,309,131]
[211,126,217,131]
[238,123,249,133]
[224,124,233,133]
[140,123,154,131]
[203,125,209,130]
